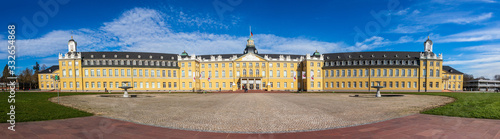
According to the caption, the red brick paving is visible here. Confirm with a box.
[2,114,500,139]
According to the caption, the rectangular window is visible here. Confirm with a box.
[189,82,192,88]
[103,69,107,77]
[182,82,185,88]
[96,69,100,77]
[139,69,143,77]
[85,69,89,77]
[145,70,149,77]
[127,69,131,77]
[90,69,94,77]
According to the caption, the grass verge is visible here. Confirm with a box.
[317,91,500,119]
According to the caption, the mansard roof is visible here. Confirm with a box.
[323,51,421,61]
[81,52,178,61]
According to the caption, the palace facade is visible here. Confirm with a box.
[38,35,463,92]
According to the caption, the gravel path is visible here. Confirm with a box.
[51,93,453,133]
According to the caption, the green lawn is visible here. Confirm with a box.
[1,91,499,123]
[1,91,211,123]
[1,92,95,123]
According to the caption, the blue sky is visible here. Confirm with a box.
[1,0,500,78]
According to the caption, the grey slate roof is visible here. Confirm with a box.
[81,52,178,60]
[443,66,464,74]
[323,51,421,61]
[195,53,305,60]
[39,65,59,73]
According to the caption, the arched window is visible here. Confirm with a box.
[243,69,247,75]
[249,69,253,75]
[256,69,260,76]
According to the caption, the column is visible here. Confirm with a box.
[253,78,256,90]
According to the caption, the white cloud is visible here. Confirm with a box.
[387,24,432,34]
[440,27,500,42]
[445,44,500,78]
[0,7,385,61]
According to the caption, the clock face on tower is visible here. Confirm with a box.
[254,49,258,54]
[68,41,76,52]
[244,50,247,54]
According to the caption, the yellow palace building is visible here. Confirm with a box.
[38,35,463,92]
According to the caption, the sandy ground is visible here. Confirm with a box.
[51,93,453,133]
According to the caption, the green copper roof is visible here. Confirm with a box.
[313,50,320,56]
[180,50,188,56]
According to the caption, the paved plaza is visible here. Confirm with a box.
[51,93,453,133]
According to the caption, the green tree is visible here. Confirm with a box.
[1,64,9,82]
[33,62,40,89]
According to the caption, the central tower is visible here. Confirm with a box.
[243,27,258,54]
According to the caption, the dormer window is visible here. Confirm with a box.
[139,61,142,65]
[161,56,164,59]
[348,55,351,58]
[395,54,398,57]
[133,60,136,65]
[102,55,105,58]
[348,61,352,65]
[114,55,117,58]
[384,60,387,65]
[360,55,363,58]
[407,55,410,58]
[337,56,341,59]
[326,56,329,59]
[383,54,387,57]
[91,55,94,58]
[126,55,129,58]
[127,60,130,65]
[371,54,375,57]
[171,57,174,60]
[168,61,171,66]
[145,61,149,66]
[138,55,141,58]
[149,55,152,59]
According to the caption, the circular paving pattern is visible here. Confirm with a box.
[52,93,453,133]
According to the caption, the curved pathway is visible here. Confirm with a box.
[2,114,500,139]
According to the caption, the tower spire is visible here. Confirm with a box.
[71,31,73,39]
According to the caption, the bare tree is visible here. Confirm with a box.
[495,75,500,80]
[463,74,474,82]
